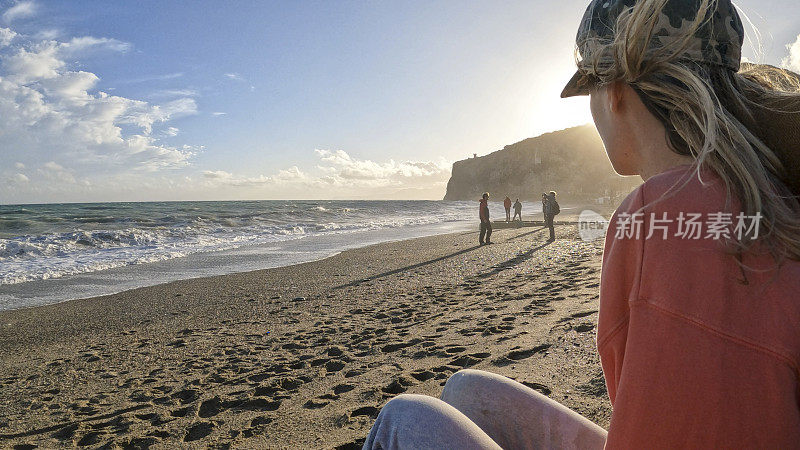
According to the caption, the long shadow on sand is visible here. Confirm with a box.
[503,227,547,241]
[334,245,482,289]
[0,404,148,440]
[475,241,552,279]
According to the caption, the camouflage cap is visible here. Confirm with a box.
[561,0,744,98]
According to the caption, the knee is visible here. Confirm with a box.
[443,369,547,404]
[375,394,442,422]
[442,369,497,401]
[384,393,432,408]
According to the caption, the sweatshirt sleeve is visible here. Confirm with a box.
[598,186,646,404]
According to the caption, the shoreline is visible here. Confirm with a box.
[0,223,611,448]
[1,204,614,314]
[0,220,476,313]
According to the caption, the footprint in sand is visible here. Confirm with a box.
[381,380,407,395]
[350,406,380,418]
[410,370,435,382]
[198,397,222,418]
[184,421,214,442]
[493,345,552,366]
[51,423,79,440]
[327,346,345,357]
[119,436,160,448]
[507,345,552,360]
[381,338,422,353]
[319,360,344,373]
[444,346,466,354]
[171,406,193,417]
[251,416,273,427]
[334,439,367,450]
[76,431,104,446]
[303,399,330,409]
[521,381,553,396]
[333,384,355,395]
[172,389,199,405]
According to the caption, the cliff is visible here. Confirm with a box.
[443,125,641,202]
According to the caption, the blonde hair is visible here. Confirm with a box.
[578,0,800,262]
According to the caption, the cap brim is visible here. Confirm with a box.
[560,70,590,98]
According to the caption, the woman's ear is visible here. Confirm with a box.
[608,81,627,114]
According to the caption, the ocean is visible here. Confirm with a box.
[0,200,532,311]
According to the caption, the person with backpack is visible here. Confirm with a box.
[544,191,559,242]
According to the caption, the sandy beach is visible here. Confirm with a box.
[0,223,611,449]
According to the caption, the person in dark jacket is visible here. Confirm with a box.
[479,193,492,245]
[513,199,522,222]
[541,193,548,218]
[544,191,559,242]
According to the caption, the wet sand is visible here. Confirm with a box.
[0,224,611,449]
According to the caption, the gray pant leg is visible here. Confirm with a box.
[546,216,555,240]
[363,394,501,450]
[441,370,607,450]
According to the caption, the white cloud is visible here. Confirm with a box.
[781,34,800,73]
[0,27,16,47]
[113,97,198,134]
[2,1,36,23]
[42,161,63,171]
[118,72,184,85]
[38,161,77,184]
[0,23,200,201]
[160,98,197,118]
[203,170,232,179]
[202,167,306,186]
[12,173,28,183]
[200,150,450,198]
[212,111,227,116]
[34,29,59,40]
[273,166,307,183]
[149,89,199,99]
[314,149,451,186]
[1,36,130,84]
[225,72,244,81]
[61,36,131,54]
[40,70,99,100]
[3,41,63,82]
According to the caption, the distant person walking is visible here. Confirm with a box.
[503,196,512,222]
[479,193,492,245]
[513,199,522,221]
[544,191,559,242]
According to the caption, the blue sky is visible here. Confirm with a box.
[1,0,798,203]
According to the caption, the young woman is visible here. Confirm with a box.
[362,0,800,448]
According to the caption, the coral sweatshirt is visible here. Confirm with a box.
[599,165,800,449]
